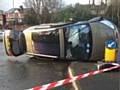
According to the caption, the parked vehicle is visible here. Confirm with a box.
[3,17,120,61]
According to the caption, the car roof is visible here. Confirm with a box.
[23,17,107,32]
[24,21,88,32]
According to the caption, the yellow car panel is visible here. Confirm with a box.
[24,31,33,53]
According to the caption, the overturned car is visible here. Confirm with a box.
[3,17,120,61]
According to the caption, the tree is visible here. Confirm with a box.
[73,3,96,21]
[105,0,108,5]
[105,0,120,27]
[92,0,95,6]
[55,3,96,22]
[55,5,75,22]
[19,5,24,13]
[23,0,64,24]
[23,8,39,25]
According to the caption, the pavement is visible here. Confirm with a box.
[0,42,120,90]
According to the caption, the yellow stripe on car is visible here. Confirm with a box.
[24,32,33,53]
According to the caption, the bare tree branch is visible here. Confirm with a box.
[24,0,64,24]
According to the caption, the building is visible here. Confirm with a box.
[5,8,24,24]
[0,8,25,25]
[0,10,4,25]
[75,2,108,15]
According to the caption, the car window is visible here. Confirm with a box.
[32,30,60,56]
[100,19,115,30]
[66,25,79,48]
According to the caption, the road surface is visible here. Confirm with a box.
[0,42,120,90]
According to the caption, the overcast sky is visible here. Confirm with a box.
[0,0,103,11]
[0,0,24,10]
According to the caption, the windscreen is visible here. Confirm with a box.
[64,24,92,60]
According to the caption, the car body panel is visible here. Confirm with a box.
[90,22,115,60]
[24,31,33,53]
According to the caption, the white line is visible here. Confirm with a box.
[68,66,79,90]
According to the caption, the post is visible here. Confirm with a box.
[2,14,6,30]
[13,0,16,31]
[104,40,117,63]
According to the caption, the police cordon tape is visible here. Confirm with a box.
[27,64,120,90]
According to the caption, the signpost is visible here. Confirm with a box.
[105,40,117,62]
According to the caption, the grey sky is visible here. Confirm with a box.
[0,0,24,11]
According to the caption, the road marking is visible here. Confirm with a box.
[27,64,120,90]
[68,65,80,90]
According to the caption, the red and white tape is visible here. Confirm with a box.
[28,64,120,90]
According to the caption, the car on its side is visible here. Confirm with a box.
[3,17,120,62]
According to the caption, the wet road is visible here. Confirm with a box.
[0,42,120,90]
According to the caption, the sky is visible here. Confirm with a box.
[0,0,24,10]
[0,0,104,11]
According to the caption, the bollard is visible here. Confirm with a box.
[104,40,117,62]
